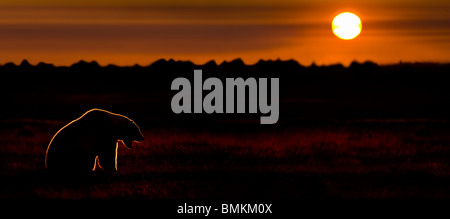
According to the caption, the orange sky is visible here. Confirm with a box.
[0,0,449,66]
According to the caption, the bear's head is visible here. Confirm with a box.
[81,109,145,149]
[118,119,144,149]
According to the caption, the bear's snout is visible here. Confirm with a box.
[136,133,145,142]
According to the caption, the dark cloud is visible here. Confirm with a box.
[0,23,306,53]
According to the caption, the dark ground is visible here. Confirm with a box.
[1,60,450,199]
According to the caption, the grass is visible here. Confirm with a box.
[1,119,450,198]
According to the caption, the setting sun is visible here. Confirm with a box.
[332,12,362,40]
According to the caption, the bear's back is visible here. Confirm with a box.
[79,109,130,129]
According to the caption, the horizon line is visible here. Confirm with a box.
[2,58,450,68]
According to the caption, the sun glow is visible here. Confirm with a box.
[332,12,362,40]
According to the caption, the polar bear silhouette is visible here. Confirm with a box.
[45,109,144,175]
